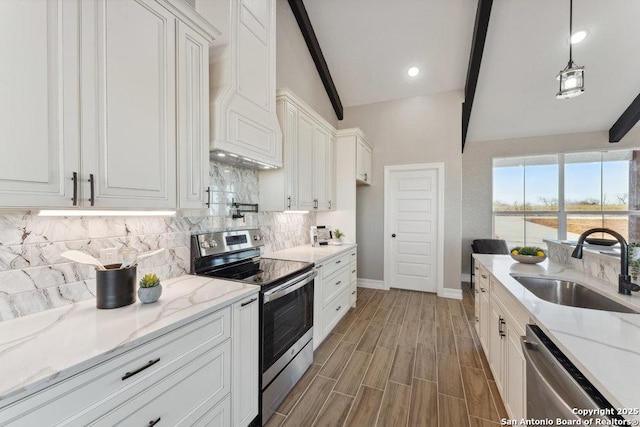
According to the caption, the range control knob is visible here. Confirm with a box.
[210,239,218,247]
[253,235,262,241]
[202,241,210,248]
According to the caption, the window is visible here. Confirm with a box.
[493,150,635,247]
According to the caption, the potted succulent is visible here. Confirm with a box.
[138,273,162,304]
[333,229,345,244]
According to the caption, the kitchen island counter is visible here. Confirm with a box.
[473,254,640,420]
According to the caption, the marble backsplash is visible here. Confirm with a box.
[0,161,315,322]
[546,240,621,288]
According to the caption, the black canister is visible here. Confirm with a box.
[96,264,136,309]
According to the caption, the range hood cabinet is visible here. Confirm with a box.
[207,0,282,168]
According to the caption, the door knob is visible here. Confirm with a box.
[392,234,396,238]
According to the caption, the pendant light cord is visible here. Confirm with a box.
[568,0,573,66]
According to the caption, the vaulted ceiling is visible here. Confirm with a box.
[301,0,640,144]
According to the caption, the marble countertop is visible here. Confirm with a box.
[264,243,357,264]
[473,254,640,418]
[0,275,259,406]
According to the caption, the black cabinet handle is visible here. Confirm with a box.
[391,234,396,238]
[241,297,257,307]
[148,417,161,426]
[71,172,78,206]
[335,281,342,286]
[498,316,506,338]
[287,196,291,209]
[364,173,368,182]
[336,260,341,264]
[122,358,160,381]
[206,186,211,208]
[352,269,356,273]
[335,305,342,312]
[88,174,95,206]
[352,290,356,295]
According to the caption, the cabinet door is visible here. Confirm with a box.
[313,127,332,210]
[356,140,366,182]
[81,0,177,208]
[363,144,372,184]
[297,112,316,210]
[478,288,490,351]
[177,22,209,209]
[313,266,324,350]
[505,323,526,420]
[0,0,80,208]
[488,302,504,391]
[232,295,259,426]
[283,102,299,210]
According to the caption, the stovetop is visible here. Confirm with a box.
[199,257,314,289]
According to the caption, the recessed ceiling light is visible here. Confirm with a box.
[570,30,588,44]
[407,66,420,77]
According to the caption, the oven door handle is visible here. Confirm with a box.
[263,270,317,303]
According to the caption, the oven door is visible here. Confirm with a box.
[262,270,316,386]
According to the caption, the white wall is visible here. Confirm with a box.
[275,0,338,127]
[461,128,640,275]
[340,91,464,290]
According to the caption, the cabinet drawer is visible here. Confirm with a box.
[320,252,349,278]
[1,308,230,426]
[491,278,529,333]
[349,283,357,307]
[476,265,490,292]
[350,262,357,284]
[87,339,231,426]
[322,267,350,307]
[323,288,350,337]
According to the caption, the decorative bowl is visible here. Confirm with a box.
[510,253,547,264]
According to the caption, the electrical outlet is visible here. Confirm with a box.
[100,248,118,266]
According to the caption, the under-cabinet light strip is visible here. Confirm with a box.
[38,210,177,217]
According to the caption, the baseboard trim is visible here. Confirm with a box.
[357,278,385,290]
[439,288,463,300]
[461,273,471,283]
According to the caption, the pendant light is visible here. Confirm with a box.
[556,0,584,99]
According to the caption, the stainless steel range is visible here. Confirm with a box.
[191,229,316,425]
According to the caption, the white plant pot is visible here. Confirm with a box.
[138,284,162,304]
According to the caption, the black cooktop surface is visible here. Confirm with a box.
[201,257,313,288]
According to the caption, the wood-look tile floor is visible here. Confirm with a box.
[265,283,507,427]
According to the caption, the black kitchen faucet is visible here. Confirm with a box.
[571,228,640,295]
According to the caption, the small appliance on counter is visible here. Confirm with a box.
[310,225,332,246]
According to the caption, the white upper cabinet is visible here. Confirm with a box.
[209,0,283,167]
[259,89,336,211]
[355,133,372,185]
[0,0,80,208]
[81,0,177,209]
[0,0,217,210]
[177,21,211,209]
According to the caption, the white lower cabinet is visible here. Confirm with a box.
[232,295,259,426]
[0,292,259,427]
[313,248,357,349]
[474,260,527,420]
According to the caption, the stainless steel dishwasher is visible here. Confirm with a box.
[522,324,626,423]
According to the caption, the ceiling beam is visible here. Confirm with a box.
[609,93,640,143]
[462,0,493,152]
[288,0,343,120]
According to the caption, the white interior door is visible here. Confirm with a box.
[384,164,443,293]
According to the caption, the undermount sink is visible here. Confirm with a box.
[511,276,638,314]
